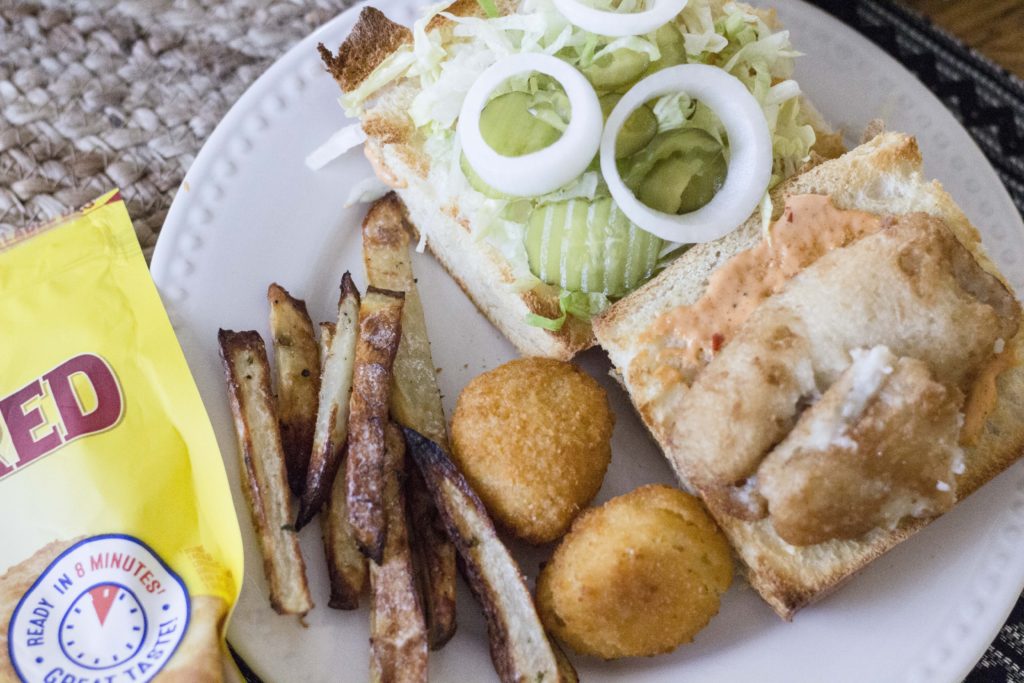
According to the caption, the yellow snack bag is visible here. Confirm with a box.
[0,190,243,682]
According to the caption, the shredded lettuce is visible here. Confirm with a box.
[525,290,610,331]
[591,35,661,63]
[339,0,820,321]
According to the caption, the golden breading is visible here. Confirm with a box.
[537,485,732,659]
[451,358,613,544]
[759,350,963,546]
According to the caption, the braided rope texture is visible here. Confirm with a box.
[0,0,353,258]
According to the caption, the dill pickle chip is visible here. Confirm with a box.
[479,91,563,157]
[621,128,727,214]
[617,106,658,159]
[583,49,650,91]
[645,23,687,75]
[599,95,658,159]
[525,197,663,297]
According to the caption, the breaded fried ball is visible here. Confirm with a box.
[537,485,732,659]
[451,357,614,544]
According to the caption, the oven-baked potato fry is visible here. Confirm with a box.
[268,283,320,496]
[297,274,360,529]
[363,193,457,648]
[405,467,458,649]
[346,287,405,563]
[322,451,367,609]
[218,329,313,616]
[403,428,576,683]
[369,423,429,682]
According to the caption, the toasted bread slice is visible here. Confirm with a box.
[594,132,1024,619]
[319,5,591,359]
[319,5,841,360]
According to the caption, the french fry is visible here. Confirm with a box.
[267,283,320,496]
[312,305,367,608]
[362,194,447,445]
[346,287,405,563]
[218,329,313,616]
[322,452,367,609]
[405,468,458,648]
[362,193,457,648]
[369,423,429,682]
[296,274,360,530]
[403,428,577,683]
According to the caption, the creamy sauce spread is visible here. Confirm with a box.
[641,194,883,372]
[961,346,1018,446]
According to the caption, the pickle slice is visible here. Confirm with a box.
[479,91,563,157]
[645,23,687,75]
[601,94,658,160]
[621,128,727,214]
[525,197,663,297]
[583,49,650,91]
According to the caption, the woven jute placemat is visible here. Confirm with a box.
[0,0,353,258]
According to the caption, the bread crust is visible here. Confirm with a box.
[595,132,1024,619]
[317,8,411,93]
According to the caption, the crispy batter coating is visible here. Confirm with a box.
[451,358,613,544]
[537,485,732,659]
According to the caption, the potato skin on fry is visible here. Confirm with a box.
[346,287,405,563]
[362,193,458,649]
[537,485,732,659]
[369,423,428,683]
[451,358,613,544]
[297,274,360,530]
[219,329,313,617]
[403,428,575,683]
[268,283,320,497]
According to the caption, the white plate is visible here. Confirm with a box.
[151,1,1024,681]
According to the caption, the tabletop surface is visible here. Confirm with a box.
[903,0,1024,79]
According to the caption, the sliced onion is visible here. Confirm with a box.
[600,64,772,243]
[458,53,602,197]
[552,0,687,38]
[305,123,367,170]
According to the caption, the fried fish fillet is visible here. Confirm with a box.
[758,348,964,546]
[674,214,1019,520]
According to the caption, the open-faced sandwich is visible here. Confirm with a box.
[318,0,843,358]
[314,0,1024,633]
[594,130,1024,618]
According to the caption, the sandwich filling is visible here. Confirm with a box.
[629,203,1021,545]
[340,0,828,329]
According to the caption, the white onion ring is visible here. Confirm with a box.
[458,53,602,197]
[600,64,773,243]
[552,0,687,38]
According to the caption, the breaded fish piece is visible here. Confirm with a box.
[759,348,963,546]
[675,214,1019,519]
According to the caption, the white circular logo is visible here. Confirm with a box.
[8,535,190,683]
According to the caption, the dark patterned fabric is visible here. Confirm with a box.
[807,2,1024,680]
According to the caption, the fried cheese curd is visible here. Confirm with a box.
[537,485,732,659]
[450,357,614,544]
